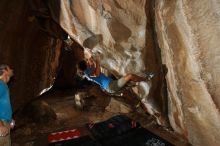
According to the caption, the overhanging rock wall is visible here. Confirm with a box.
[50,0,220,145]
[44,0,164,123]
[0,0,63,110]
[1,0,220,145]
[155,0,220,145]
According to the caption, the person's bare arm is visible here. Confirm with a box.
[89,57,101,77]
[0,120,9,136]
[87,58,96,67]
[94,58,101,76]
[0,120,3,127]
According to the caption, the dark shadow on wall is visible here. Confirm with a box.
[144,0,170,126]
[30,0,89,89]
[29,0,65,39]
[53,41,84,89]
[0,0,65,111]
[83,34,103,49]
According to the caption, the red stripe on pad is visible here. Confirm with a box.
[48,129,81,143]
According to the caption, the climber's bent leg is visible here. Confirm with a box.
[106,74,147,93]
[106,77,129,93]
[124,74,146,82]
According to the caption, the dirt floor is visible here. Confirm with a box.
[11,84,191,146]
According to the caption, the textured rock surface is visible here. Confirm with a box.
[49,0,220,145]
[23,100,57,123]
[56,0,149,74]
[155,0,220,145]
[1,0,220,145]
[53,41,84,88]
[0,0,63,110]
[44,0,165,125]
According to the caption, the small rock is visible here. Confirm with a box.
[23,100,57,123]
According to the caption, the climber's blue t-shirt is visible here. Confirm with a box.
[0,80,12,123]
[84,67,112,90]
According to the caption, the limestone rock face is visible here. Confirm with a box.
[155,0,220,145]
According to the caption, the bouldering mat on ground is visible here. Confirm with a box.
[88,115,174,146]
[48,129,80,143]
[100,127,174,146]
[87,115,140,140]
[47,115,174,146]
[48,135,100,146]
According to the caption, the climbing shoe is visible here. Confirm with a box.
[144,72,155,80]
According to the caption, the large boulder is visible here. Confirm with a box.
[24,100,57,123]
[155,0,220,145]
[1,0,220,145]
[45,0,220,145]
[37,0,164,124]
[0,0,64,110]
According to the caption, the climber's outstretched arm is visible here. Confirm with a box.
[88,57,101,77]
[94,57,101,76]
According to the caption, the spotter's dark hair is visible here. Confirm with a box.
[0,64,8,76]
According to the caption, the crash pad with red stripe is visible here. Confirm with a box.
[48,129,80,143]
